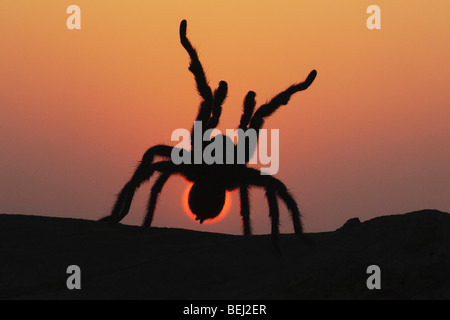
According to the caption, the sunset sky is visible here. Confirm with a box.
[1,1,449,235]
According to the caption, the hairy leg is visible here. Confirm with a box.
[243,168,311,246]
[205,81,228,130]
[100,145,173,223]
[143,172,172,227]
[239,185,252,235]
[249,70,317,134]
[180,19,215,138]
[180,20,213,108]
[239,91,257,162]
[269,177,312,243]
[239,91,256,130]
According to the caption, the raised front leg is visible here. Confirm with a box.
[205,81,228,130]
[180,20,214,134]
[249,70,317,134]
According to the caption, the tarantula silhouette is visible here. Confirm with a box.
[101,20,317,248]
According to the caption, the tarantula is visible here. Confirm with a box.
[101,20,317,248]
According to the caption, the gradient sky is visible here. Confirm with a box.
[1,1,449,235]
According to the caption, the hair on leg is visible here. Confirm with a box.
[249,70,317,134]
[239,185,252,235]
[100,145,173,223]
[143,172,172,227]
[206,81,228,130]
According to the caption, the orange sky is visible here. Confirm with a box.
[1,1,449,234]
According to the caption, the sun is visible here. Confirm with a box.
[182,182,232,224]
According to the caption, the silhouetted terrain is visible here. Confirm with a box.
[1,209,449,299]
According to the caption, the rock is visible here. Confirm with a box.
[0,209,449,299]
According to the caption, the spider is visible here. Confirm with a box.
[101,20,317,249]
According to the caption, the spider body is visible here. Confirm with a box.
[101,20,317,249]
[177,135,249,223]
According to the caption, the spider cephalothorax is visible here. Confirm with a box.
[101,20,317,249]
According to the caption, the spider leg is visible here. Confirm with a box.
[205,81,228,130]
[180,20,213,107]
[180,20,214,133]
[239,91,256,130]
[241,168,280,249]
[243,168,312,248]
[248,70,317,134]
[239,91,257,162]
[102,181,135,223]
[100,145,173,223]
[239,185,252,235]
[143,172,172,227]
[269,177,313,244]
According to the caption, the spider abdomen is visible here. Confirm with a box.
[188,182,226,223]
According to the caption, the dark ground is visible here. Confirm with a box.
[1,209,449,300]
